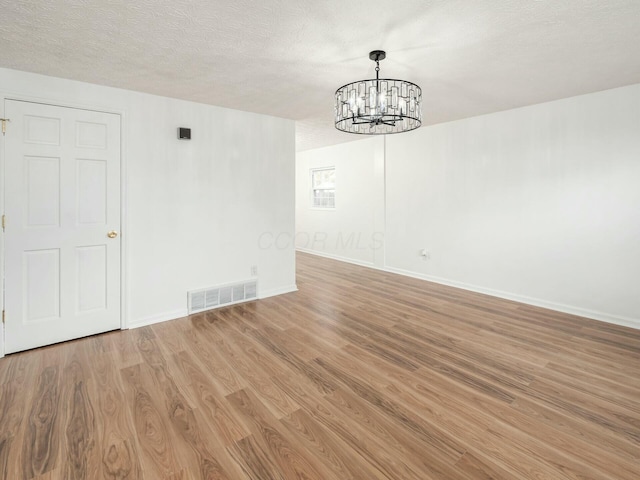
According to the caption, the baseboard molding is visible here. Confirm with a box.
[126,284,299,329]
[128,308,189,329]
[296,247,375,269]
[259,284,298,299]
[297,249,638,330]
[385,266,639,329]
[1,285,299,352]
[107,257,640,332]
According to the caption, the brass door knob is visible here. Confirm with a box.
[107,231,118,238]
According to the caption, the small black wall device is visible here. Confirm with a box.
[178,127,191,140]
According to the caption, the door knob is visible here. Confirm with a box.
[107,231,118,238]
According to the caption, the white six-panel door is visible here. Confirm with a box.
[3,100,121,353]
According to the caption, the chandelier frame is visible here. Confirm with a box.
[335,50,422,135]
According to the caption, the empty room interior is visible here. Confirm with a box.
[0,1,639,479]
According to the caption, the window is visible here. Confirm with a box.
[311,167,336,209]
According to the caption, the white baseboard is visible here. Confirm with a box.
[0,284,300,353]
[298,249,639,330]
[383,266,639,330]
[128,308,189,329]
[124,283,299,329]
[296,247,375,269]
[259,284,298,299]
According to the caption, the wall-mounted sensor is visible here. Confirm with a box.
[178,127,191,140]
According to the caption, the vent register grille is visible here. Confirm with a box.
[188,280,258,314]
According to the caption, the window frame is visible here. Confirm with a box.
[310,167,336,210]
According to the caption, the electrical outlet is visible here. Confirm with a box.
[420,249,431,260]
[251,265,258,276]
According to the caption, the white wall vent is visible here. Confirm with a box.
[188,279,258,314]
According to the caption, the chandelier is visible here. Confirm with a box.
[335,50,422,135]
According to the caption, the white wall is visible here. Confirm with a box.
[295,138,381,266]
[296,84,640,328]
[0,67,296,336]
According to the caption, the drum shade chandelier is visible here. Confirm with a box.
[335,50,422,135]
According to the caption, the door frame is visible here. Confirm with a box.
[0,93,129,358]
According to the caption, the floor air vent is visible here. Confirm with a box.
[188,279,258,314]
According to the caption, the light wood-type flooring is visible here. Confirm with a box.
[1,252,639,479]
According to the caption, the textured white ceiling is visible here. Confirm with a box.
[1,0,639,151]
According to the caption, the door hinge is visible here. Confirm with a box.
[2,310,4,324]
[0,118,9,136]
[1,214,4,231]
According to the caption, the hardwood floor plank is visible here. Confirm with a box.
[80,343,143,480]
[60,351,100,480]
[454,450,514,480]
[132,330,232,479]
[0,348,45,480]
[204,319,302,418]
[313,356,466,463]
[108,330,144,370]
[482,398,640,480]
[510,396,640,462]
[166,404,231,480]
[24,365,61,479]
[226,434,283,480]
[288,303,421,371]
[0,349,29,386]
[544,361,640,404]
[0,382,24,452]
[210,315,297,380]
[151,320,191,356]
[172,350,250,446]
[522,378,640,443]
[120,363,181,479]
[239,302,298,331]
[271,371,437,480]
[101,437,141,480]
[391,367,635,479]
[323,387,476,479]
[31,469,62,480]
[180,317,250,396]
[392,321,542,383]
[243,324,340,396]
[225,389,330,480]
[279,407,387,480]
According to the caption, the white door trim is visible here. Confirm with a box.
[0,93,129,358]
